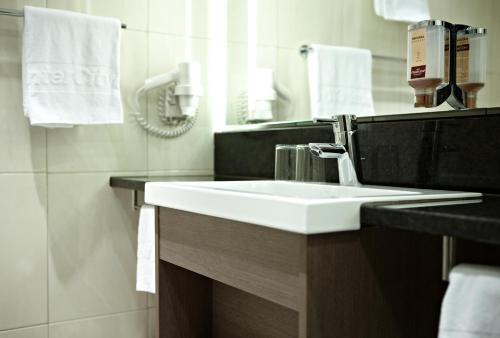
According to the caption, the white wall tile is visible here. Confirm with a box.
[48,173,147,322]
[487,72,500,107]
[47,0,147,31]
[0,0,44,10]
[146,33,213,171]
[351,0,407,59]
[0,325,48,338]
[227,0,278,46]
[49,311,148,338]
[488,1,500,77]
[148,308,158,338]
[46,31,148,173]
[276,48,310,121]
[430,0,496,76]
[0,174,47,331]
[0,2,46,173]
[226,42,278,125]
[277,0,343,49]
[372,58,411,115]
[149,0,209,38]
[430,0,493,28]
[227,0,246,43]
[149,0,185,36]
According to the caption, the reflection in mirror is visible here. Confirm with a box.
[214,0,499,128]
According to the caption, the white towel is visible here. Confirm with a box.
[22,6,123,127]
[374,0,430,23]
[439,264,500,338]
[307,44,374,119]
[136,205,156,294]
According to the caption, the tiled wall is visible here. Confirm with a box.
[226,0,500,124]
[0,0,214,337]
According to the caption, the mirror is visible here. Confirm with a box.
[215,0,499,128]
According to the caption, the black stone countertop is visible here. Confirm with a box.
[110,175,214,191]
[361,195,500,246]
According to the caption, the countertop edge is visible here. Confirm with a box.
[360,201,500,246]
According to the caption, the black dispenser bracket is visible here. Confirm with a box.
[435,23,471,109]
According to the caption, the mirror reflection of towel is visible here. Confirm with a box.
[307,44,375,119]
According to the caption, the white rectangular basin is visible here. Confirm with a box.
[145,180,481,234]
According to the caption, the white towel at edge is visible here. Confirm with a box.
[136,205,156,294]
[439,264,500,338]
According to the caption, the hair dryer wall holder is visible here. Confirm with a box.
[132,61,203,138]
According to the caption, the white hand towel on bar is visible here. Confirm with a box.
[439,264,500,338]
[374,0,430,23]
[22,6,123,127]
[307,44,375,119]
[136,205,156,294]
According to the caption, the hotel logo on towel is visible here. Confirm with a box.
[26,64,119,91]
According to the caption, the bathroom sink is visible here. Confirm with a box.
[145,180,481,234]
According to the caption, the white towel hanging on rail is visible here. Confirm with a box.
[22,6,123,127]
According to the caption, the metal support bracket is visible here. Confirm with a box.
[442,236,456,282]
[131,190,142,211]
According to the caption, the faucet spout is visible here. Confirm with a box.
[308,143,346,158]
[309,114,360,186]
[309,143,360,186]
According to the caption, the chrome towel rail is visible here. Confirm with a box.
[299,44,406,63]
[0,7,127,29]
[442,236,456,282]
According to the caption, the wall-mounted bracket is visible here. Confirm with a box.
[442,236,456,282]
[131,189,144,211]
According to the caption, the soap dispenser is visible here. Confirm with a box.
[407,20,451,108]
[407,20,487,110]
[456,27,487,108]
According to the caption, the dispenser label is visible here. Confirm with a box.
[411,28,427,79]
[456,37,470,84]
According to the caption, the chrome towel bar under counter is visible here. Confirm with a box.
[0,7,127,29]
[299,44,406,62]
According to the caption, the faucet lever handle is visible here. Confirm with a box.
[313,116,339,124]
[313,115,358,131]
[309,143,347,158]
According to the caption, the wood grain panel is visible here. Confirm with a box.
[159,208,307,310]
[212,281,299,338]
[158,261,212,338]
[305,227,445,338]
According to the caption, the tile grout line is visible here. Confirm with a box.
[146,0,150,176]
[0,308,150,333]
[0,323,48,334]
[45,2,50,336]
[48,308,150,327]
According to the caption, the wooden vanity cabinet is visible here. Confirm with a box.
[156,207,445,338]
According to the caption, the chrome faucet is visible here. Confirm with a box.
[309,114,360,186]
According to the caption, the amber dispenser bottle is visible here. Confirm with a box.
[407,21,450,107]
[456,27,487,108]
